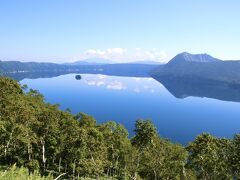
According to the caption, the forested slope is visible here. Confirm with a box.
[0,76,240,179]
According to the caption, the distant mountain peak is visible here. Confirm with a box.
[64,58,114,65]
[169,52,220,64]
[76,58,113,64]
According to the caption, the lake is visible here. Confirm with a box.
[20,73,240,145]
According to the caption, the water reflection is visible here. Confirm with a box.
[3,71,68,81]
[82,74,158,93]
[19,73,240,144]
[153,76,240,102]
[5,71,240,102]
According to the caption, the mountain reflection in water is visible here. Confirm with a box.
[153,76,240,102]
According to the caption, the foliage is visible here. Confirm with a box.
[0,164,53,180]
[187,133,232,179]
[0,76,239,179]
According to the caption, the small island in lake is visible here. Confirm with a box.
[75,74,82,80]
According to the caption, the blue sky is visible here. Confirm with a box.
[0,0,240,63]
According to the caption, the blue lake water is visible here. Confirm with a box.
[20,73,240,144]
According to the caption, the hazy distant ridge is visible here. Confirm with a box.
[0,60,159,77]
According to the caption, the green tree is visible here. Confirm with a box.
[229,134,240,179]
[1,76,239,179]
[187,133,232,180]
[131,119,158,180]
[100,121,132,178]
[141,137,188,180]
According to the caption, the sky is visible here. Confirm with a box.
[0,0,240,63]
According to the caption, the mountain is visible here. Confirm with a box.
[0,60,159,78]
[0,60,68,73]
[151,52,240,84]
[65,58,164,65]
[65,58,113,65]
[88,63,160,77]
[168,52,220,65]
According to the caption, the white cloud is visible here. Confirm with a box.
[85,80,105,86]
[106,48,126,54]
[97,74,107,80]
[135,49,167,61]
[86,49,106,56]
[97,81,105,86]
[106,81,127,90]
[84,77,127,91]
[86,48,125,56]
[73,48,168,63]
[86,81,96,86]
[86,49,97,54]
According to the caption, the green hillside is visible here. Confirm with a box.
[1,76,240,179]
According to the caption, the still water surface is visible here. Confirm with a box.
[20,74,240,144]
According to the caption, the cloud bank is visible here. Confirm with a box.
[73,48,168,63]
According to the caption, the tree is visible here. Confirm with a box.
[75,112,96,127]
[100,121,132,178]
[1,76,239,179]
[141,137,188,180]
[131,119,158,180]
[0,77,38,168]
[229,134,240,179]
[187,133,232,179]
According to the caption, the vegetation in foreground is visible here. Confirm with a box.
[0,76,240,180]
[0,165,52,180]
